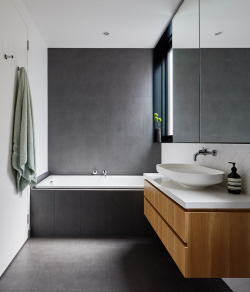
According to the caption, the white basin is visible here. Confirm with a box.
[156,164,225,189]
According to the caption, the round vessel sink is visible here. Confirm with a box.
[156,164,225,189]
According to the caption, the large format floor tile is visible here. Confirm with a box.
[0,238,231,292]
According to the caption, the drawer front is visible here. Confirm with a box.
[144,180,188,243]
[144,198,188,277]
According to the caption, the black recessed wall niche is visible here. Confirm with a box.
[48,49,160,174]
[153,22,173,142]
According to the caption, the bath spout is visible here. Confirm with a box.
[103,170,107,177]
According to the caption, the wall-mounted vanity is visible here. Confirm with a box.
[172,0,250,143]
[144,174,250,278]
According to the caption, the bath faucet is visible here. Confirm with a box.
[103,170,107,177]
[193,147,217,161]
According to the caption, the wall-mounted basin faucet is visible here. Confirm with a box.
[103,170,107,177]
[193,147,217,161]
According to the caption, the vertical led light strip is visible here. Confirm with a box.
[198,0,201,142]
[168,49,173,135]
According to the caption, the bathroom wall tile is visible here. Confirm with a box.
[84,136,106,174]
[173,49,200,143]
[124,99,144,137]
[49,135,85,174]
[143,136,161,173]
[104,135,125,175]
[30,190,55,237]
[48,49,158,175]
[124,135,144,174]
[143,94,154,135]
[200,49,250,143]
[104,97,125,137]
[55,191,81,237]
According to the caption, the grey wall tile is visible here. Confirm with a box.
[84,136,106,174]
[55,191,81,237]
[173,49,200,143]
[200,48,250,143]
[104,135,125,174]
[30,190,55,237]
[124,136,144,174]
[49,135,86,174]
[48,49,159,174]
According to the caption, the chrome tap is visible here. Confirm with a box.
[93,170,98,175]
[193,147,217,161]
[103,170,107,177]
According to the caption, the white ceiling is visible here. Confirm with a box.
[22,0,182,48]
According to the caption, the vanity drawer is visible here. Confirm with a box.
[144,198,188,277]
[144,180,188,243]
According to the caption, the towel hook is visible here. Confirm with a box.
[4,54,14,59]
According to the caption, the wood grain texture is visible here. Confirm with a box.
[144,180,188,243]
[230,212,250,277]
[144,198,188,277]
[144,180,250,278]
[188,212,231,278]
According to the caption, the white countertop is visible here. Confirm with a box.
[143,173,250,209]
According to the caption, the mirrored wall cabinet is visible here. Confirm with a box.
[155,0,250,143]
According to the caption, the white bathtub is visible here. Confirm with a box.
[35,175,144,189]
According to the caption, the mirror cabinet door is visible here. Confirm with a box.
[200,0,250,143]
[172,0,200,142]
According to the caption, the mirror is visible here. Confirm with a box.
[172,0,250,143]
[200,0,250,143]
[172,0,200,142]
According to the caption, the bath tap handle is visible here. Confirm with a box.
[93,170,98,175]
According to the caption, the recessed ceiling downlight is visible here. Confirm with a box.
[215,31,223,36]
[103,32,110,36]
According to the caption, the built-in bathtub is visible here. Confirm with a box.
[35,175,144,190]
[31,175,153,238]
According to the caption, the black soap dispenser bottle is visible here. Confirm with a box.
[228,162,241,194]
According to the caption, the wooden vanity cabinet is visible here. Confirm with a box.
[144,180,250,278]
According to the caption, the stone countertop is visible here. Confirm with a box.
[143,173,250,209]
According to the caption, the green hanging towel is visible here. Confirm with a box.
[12,67,36,193]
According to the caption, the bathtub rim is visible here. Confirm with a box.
[33,174,145,190]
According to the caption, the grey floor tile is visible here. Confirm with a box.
[0,238,231,292]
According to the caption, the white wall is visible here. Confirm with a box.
[0,0,48,277]
[13,0,48,176]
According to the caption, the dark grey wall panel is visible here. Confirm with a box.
[30,190,55,237]
[80,190,153,237]
[55,191,81,237]
[173,49,200,143]
[200,49,250,143]
[31,189,153,238]
[48,49,160,174]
